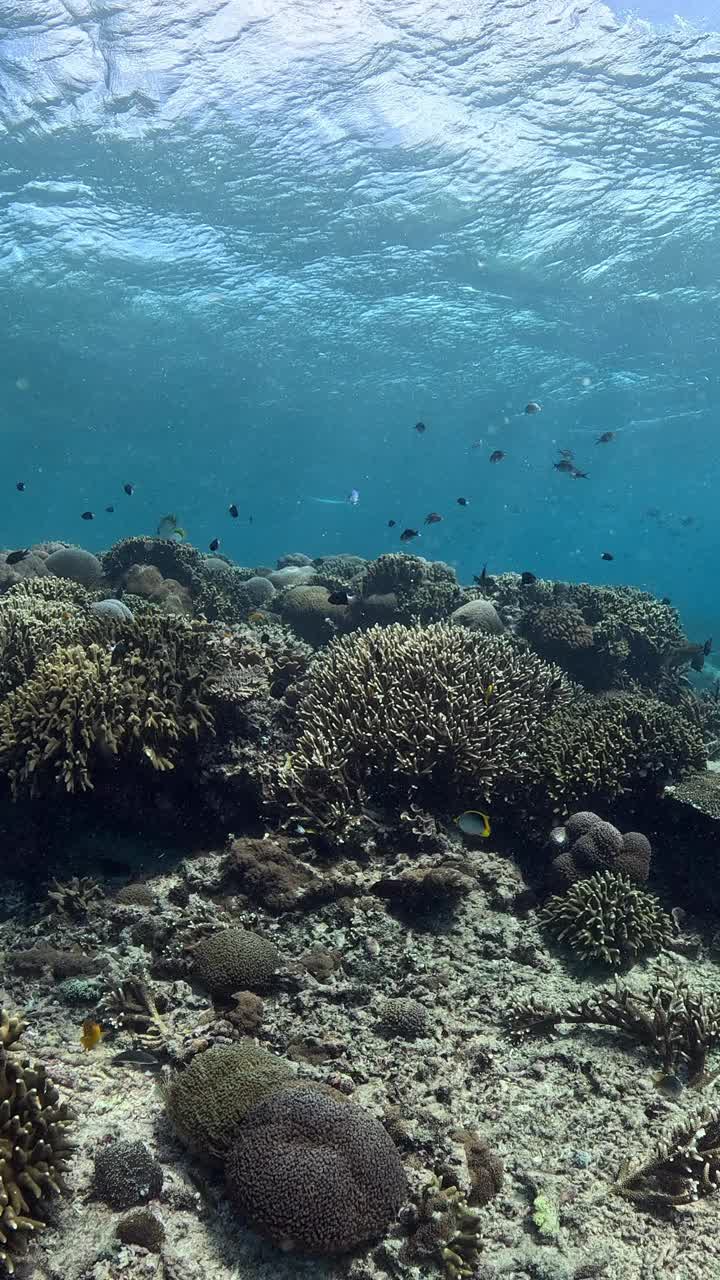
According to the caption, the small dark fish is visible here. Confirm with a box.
[645,507,662,519]
[554,459,575,473]
[228,504,239,518]
[400,528,420,542]
[525,402,542,414]
[571,469,589,479]
[105,505,115,513]
[327,590,354,606]
[596,431,614,444]
[5,549,29,565]
[473,564,491,593]
[424,512,443,525]
[123,482,134,496]
[110,640,130,666]
[111,1048,161,1071]
[680,516,695,528]
[15,481,25,492]
[209,538,220,552]
[558,449,574,460]
[661,596,672,605]
[248,515,253,524]
[520,571,537,585]
[489,450,505,463]
[456,497,469,506]
[704,638,713,657]
[414,421,426,434]
[600,551,614,561]
[387,519,396,528]
[81,511,95,520]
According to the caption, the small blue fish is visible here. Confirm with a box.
[348,489,359,506]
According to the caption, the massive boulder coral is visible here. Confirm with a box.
[353,554,462,625]
[0,616,217,797]
[548,811,652,888]
[280,623,570,824]
[225,1087,408,1255]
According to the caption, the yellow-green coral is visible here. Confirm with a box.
[0,617,216,797]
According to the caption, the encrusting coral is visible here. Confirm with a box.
[0,1017,74,1275]
[0,616,217,797]
[539,870,674,967]
[280,623,570,826]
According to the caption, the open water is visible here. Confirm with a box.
[2,0,720,638]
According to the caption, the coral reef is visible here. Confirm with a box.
[46,547,104,588]
[450,599,505,635]
[539,871,674,967]
[0,1041,74,1275]
[225,1086,408,1254]
[523,605,595,660]
[164,1042,293,1162]
[46,876,104,918]
[276,584,352,645]
[280,623,570,826]
[93,1139,163,1210]
[547,812,652,888]
[191,927,280,997]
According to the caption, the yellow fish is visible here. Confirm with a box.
[455,810,491,839]
[248,610,269,624]
[483,683,495,705]
[81,1019,104,1052]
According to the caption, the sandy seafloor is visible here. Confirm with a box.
[3,837,720,1280]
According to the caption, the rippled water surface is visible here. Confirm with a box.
[2,1,720,633]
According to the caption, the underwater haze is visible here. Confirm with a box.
[2,0,720,639]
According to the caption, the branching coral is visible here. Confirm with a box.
[508,973,720,1085]
[403,1175,485,1279]
[46,876,104,919]
[517,692,705,822]
[102,976,170,1055]
[616,1109,720,1207]
[0,617,217,797]
[280,623,569,825]
[539,870,674,967]
[0,1042,74,1274]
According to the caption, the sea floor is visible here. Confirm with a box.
[3,837,720,1280]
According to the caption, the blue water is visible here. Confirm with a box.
[2,0,720,640]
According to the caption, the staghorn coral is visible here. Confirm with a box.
[164,1042,294,1163]
[507,972,720,1086]
[280,623,569,826]
[0,577,111,699]
[0,1044,74,1275]
[46,875,104,919]
[539,870,674,968]
[615,1108,720,1208]
[225,1086,408,1255]
[517,692,705,823]
[0,616,217,797]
